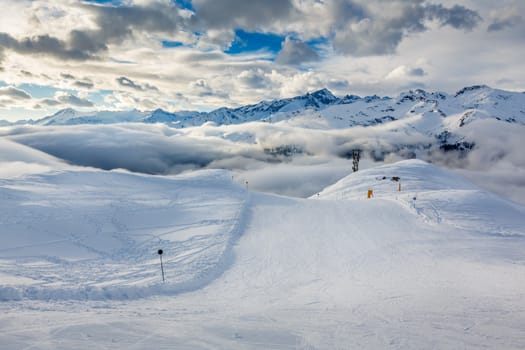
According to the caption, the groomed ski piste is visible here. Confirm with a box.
[1,138,525,349]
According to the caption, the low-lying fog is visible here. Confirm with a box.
[1,119,524,204]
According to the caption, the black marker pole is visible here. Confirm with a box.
[158,249,165,283]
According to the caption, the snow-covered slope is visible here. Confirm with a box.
[1,144,525,348]
[317,159,525,235]
[0,165,248,300]
[1,153,524,300]
[34,108,148,125]
[6,154,525,349]
[0,138,65,166]
[0,138,69,178]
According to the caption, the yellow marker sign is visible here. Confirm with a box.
[367,189,373,198]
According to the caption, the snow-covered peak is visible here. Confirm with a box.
[306,88,338,105]
[33,108,148,126]
[397,89,448,103]
[454,84,490,97]
[1,86,523,140]
[35,107,79,125]
[338,94,362,104]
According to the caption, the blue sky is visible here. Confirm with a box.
[226,30,284,55]
[162,30,286,54]
[0,0,524,121]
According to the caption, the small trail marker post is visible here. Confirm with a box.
[158,249,165,283]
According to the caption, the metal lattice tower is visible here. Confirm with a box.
[352,149,361,172]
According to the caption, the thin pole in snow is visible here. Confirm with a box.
[158,249,165,283]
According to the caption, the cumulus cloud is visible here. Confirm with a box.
[386,65,426,80]
[0,1,185,63]
[332,1,482,56]
[103,91,164,111]
[195,29,236,50]
[54,92,94,107]
[333,19,399,56]
[189,79,229,99]
[487,15,522,32]
[116,77,158,91]
[0,86,32,100]
[0,33,97,63]
[37,92,94,108]
[117,77,144,91]
[326,79,351,91]
[60,73,75,80]
[60,73,94,89]
[74,80,95,89]
[0,0,522,122]
[191,0,295,30]
[1,0,481,63]
[69,1,185,55]
[276,37,320,66]
[40,99,62,107]
[425,4,482,30]
[238,69,270,89]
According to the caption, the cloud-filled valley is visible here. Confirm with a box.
[2,112,524,202]
[2,84,525,201]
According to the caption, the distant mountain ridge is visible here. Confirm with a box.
[7,85,522,127]
[2,85,524,151]
[20,88,345,127]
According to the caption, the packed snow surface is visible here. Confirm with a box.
[1,146,525,348]
[0,166,247,301]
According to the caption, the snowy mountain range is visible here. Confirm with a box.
[3,85,524,152]
[5,85,524,129]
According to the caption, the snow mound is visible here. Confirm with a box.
[0,139,69,178]
[1,156,525,347]
[1,157,524,306]
[317,159,525,236]
[0,168,248,301]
